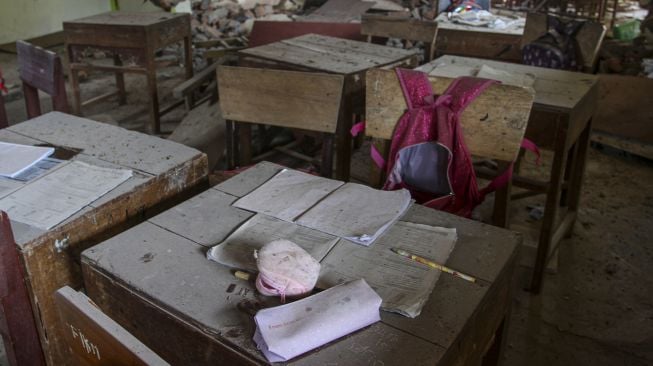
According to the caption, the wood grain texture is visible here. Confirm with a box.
[365,68,534,162]
[239,33,417,75]
[521,12,606,71]
[55,286,169,365]
[218,66,344,133]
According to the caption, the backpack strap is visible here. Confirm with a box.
[395,68,434,110]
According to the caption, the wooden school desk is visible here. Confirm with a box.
[238,34,418,181]
[0,112,208,366]
[81,162,521,365]
[434,13,524,62]
[417,56,599,293]
[63,12,193,134]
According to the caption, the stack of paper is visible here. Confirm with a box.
[0,142,54,179]
[253,279,382,362]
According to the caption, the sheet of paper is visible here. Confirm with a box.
[0,142,54,178]
[207,213,340,272]
[0,161,132,230]
[477,64,536,88]
[318,221,457,318]
[295,183,412,246]
[232,169,343,221]
[253,279,382,362]
[11,157,63,182]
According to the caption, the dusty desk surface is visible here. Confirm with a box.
[417,55,598,112]
[82,161,521,365]
[0,112,208,366]
[435,12,525,35]
[239,33,418,75]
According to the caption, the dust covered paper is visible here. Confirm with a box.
[253,279,382,362]
[0,161,132,230]
[318,221,457,318]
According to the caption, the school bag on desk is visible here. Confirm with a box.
[367,68,538,218]
[522,15,585,70]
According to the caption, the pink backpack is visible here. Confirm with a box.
[367,68,537,218]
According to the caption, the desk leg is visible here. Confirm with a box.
[335,95,353,181]
[145,54,161,134]
[492,161,512,229]
[565,118,593,237]
[531,116,569,294]
[67,45,83,116]
[114,54,127,105]
[183,36,195,107]
[0,212,47,366]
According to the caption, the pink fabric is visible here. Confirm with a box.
[350,121,366,137]
[384,68,501,218]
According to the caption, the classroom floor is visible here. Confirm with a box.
[1,51,652,366]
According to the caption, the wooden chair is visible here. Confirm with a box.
[217,66,345,178]
[16,40,70,119]
[521,12,607,73]
[365,68,535,227]
[55,286,169,366]
[361,14,439,63]
[0,211,47,366]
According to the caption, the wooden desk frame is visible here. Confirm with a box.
[63,12,194,134]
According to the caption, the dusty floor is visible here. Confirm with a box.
[1,49,652,366]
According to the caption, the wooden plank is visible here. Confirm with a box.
[149,189,254,247]
[240,34,416,75]
[54,286,169,365]
[16,41,60,96]
[362,14,438,43]
[436,28,522,62]
[365,68,534,162]
[218,66,344,133]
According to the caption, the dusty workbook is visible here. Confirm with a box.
[232,169,412,245]
[0,161,132,230]
[318,221,457,318]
